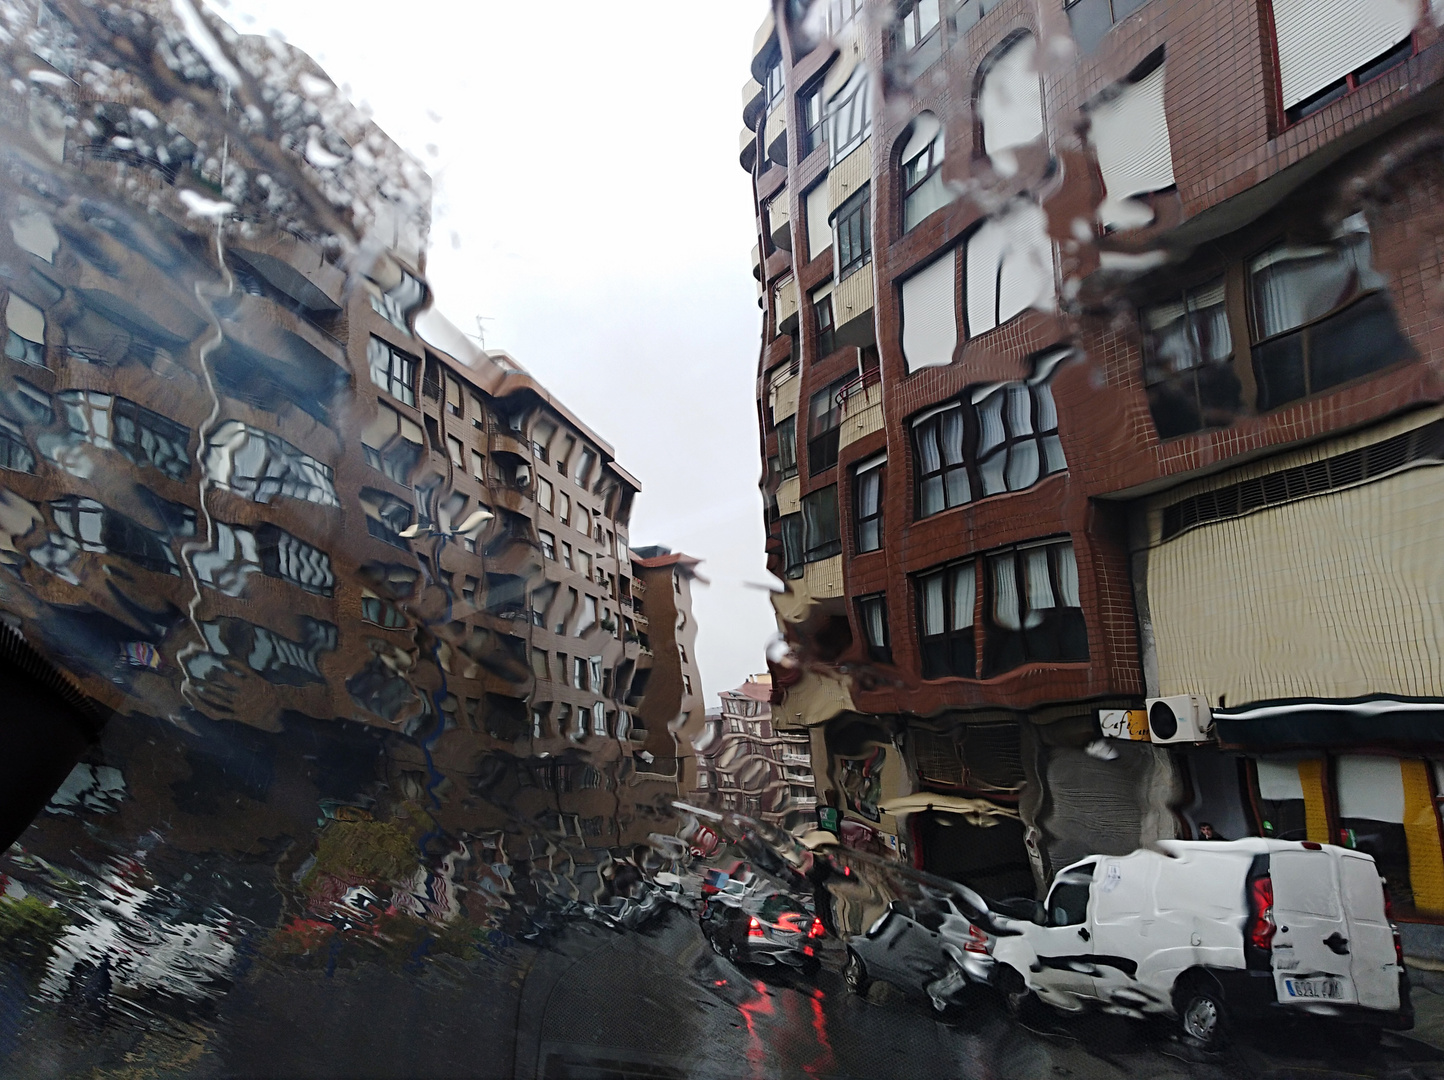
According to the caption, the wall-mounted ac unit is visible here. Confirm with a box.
[1145,695,1214,744]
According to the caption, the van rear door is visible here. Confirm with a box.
[1271,849,1355,1004]
[1338,852,1401,1011]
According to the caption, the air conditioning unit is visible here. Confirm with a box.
[1145,695,1214,744]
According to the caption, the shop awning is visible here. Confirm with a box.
[878,793,1021,826]
[1215,696,1444,749]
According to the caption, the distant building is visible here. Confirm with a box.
[693,674,814,827]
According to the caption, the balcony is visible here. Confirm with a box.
[742,77,765,131]
[740,129,758,174]
[837,366,883,452]
[767,197,791,253]
[489,431,530,459]
[764,104,788,170]
[773,274,798,335]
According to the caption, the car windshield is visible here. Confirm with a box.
[0,2,1439,1077]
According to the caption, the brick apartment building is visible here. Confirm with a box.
[0,0,703,918]
[744,0,1444,925]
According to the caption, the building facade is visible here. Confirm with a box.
[693,674,816,827]
[744,0,1444,929]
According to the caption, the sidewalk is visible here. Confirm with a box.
[1407,960,1444,1052]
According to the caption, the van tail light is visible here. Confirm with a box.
[1394,928,1404,967]
[748,916,764,939]
[1384,888,1395,922]
[1248,875,1276,953]
[963,922,990,954]
[808,917,825,939]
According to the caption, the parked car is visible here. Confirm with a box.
[989,839,1412,1046]
[700,891,825,974]
[843,885,998,1011]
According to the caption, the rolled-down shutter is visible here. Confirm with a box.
[1272,0,1416,109]
[901,250,957,373]
[1089,64,1174,228]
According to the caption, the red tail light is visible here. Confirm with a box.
[1394,928,1405,967]
[808,917,825,939]
[1248,875,1276,953]
[963,922,990,955]
[748,915,764,938]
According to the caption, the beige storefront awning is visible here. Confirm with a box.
[878,793,1021,827]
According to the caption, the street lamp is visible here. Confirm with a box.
[398,508,494,539]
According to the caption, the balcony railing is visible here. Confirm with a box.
[422,377,442,401]
[834,365,881,408]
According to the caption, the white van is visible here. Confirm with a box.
[990,839,1411,1045]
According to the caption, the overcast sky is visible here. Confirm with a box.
[205,0,777,705]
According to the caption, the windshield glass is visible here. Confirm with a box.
[1,2,1441,1077]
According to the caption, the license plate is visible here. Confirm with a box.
[1284,977,1343,999]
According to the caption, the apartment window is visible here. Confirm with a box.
[0,427,32,473]
[470,396,486,430]
[532,420,555,461]
[573,656,587,689]
[807,378,847,474]
[538,478,554,514]
[359,488,412,548]
[558,588,577,633]
[912,362,1066,515]
[558,436,576,477]
[367,336,417,407]
[901,250,958,373]
[444,377,462,417]
[557,704,573,738]
[966,202,1054,336]
[1272,0,1414,124]
[913,402,969,515]
[857,592,891,662]
[361,591,406,629]
[827,65,871,166]
[577,549,592,581]
[897,0,940,50]
[469,449,484,482]
[901,113,946,232]
[827,0,864,33]
[446,435,464,469]
[576,447,597,487]
[780,512,804,579]
[463,576,478,604]
[764,54,785,108]
[977,34,1043,171]
[802,84,826,157]
[531,648,549,679]
[368,272,424,332]
[578,594,597,634]
[1065,0,1153,56]
[1088,60,1175,231]
[532,707,549,739]
[576,505,591,536]
[848,453,886,557]
[983,539,1087,677]
[562,542,573,570]
[4,294,45,367]
[1250,214,1409,411]
[917,561,975,679]
[588,655,602,693]
[834,184,871,280]
[776,415,798,479]
[682,672,693,695]
[531,582,555,626]
[802,484,841,562]
[540,531,556,560]
[558,492,570,526]
[1142,279,1240,438]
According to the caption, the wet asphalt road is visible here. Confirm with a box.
[7,905,1444,1079]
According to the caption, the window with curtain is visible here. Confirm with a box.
[780,513,804,578]
[901,249,957,373]
[982,539,1087,676]
[802,484,841,561]
[539,531,556,560]
[901,113,947,232]
[367,336,417,407]
[916,560,976,679]
[965,202,1055,335]
[1248,214,1410,411]
[853,455,884,553]
[912,356,1066,516]
[1141,278,1241,438]
[802,85,826,157]
[973,378,1066,497]
[857,593,891,661]
[834,184,871,280]
[913,402,970,516]
[814,288,836,356]
[808,378,847,474]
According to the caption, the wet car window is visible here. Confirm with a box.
[5,0,1444,1077]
